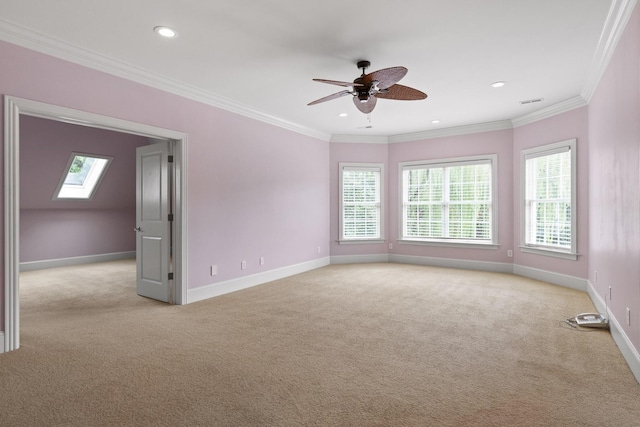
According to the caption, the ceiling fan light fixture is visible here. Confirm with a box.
[308,60,427,114]
[154,26,179,38]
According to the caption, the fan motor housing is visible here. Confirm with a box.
[352,77,369,102]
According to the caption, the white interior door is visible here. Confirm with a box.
[136,141,172,302]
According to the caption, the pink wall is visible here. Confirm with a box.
[588,6,640,351]
[20,116,146,210]
[512,107,590,279]
[0,40,330,330]
[21,209,135,262]
[329,130,514,263]
[188,120,329,282]
[388,130,514,263]
[331,121,592,274]
[19,116,146,262]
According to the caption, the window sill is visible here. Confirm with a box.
[397,239,499,250]
[337,239,386,245]
[519,246,578,260]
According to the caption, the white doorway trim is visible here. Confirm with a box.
[3,95,188,353]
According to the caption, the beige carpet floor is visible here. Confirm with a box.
[1,260,639,426]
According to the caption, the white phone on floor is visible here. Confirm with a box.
[575,313,609,328]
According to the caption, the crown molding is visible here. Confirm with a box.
[581,0,638,102]
[0,18,331,142]
[2,19,514,145]
[388,120,513,143]
[333,92,588,142]
[510,95,588,128]
[330,120,514,144]
[2,0,635,145]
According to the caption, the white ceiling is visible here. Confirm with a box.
[0,0,614,139]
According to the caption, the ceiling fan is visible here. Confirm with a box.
[308,60,427,114]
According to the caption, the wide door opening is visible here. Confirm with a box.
[4,95,187,353]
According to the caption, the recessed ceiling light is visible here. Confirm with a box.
[154,26,178,38]
[490,81,506,88]
[338,113,348,117]
[431,120,441,124]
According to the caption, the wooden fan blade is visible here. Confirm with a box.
[376,84,427,100]
[308,90,351,106]
[312,79,364,88]
[353,95,377,114]
[363,67,408,89]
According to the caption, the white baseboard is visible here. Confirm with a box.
[187,257,331,304]
[587,280,640,385]
[330,254,390,264]
[19,251,136,272]
[389,254,514,274]
[513,264,587,291]
[330,255,586,291]
[0,332,5,354]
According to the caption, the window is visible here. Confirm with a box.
[339,163,384,242]
[521,139,576,259]
[53,152,112,200]
[399,155,497,247]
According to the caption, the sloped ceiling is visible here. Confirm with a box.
[19,116,147,209]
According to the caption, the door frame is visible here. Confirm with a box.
[3,95,188,353]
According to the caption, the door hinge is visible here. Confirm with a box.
[168,272,174,280]
[168,213,174,222]
[168,155,174,163]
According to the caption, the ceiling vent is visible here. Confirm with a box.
[520,98,544,105]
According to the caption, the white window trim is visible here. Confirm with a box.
[397,239,500,250]
[338,162,385,244]
[520,139,577,260]
[53,152,113,201]
[398,154,498,248]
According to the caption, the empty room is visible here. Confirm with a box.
[1,1,640,425]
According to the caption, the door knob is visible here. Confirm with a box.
[134,226,142,232]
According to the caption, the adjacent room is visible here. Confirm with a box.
[1,0,639,425]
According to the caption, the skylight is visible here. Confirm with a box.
[54,153,112,200]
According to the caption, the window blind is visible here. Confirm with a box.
[402,161,492,241]
[341,167,381,239]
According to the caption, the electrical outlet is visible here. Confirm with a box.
[507,249,513,258]
[389,243,393,250]
[317,246,321,254]
[259,257,265,266]
[627,308,631,326]
[241,260,247,270]
[210,265,218,276]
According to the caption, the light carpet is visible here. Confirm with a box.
[1,260,639,426]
